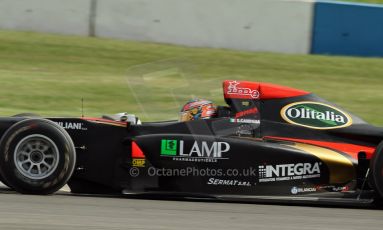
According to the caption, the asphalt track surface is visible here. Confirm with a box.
[0,184,382,230]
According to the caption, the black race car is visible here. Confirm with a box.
[0,80,383,206]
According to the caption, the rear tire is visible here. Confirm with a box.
[370,141,383,199]
[0,119,76,194]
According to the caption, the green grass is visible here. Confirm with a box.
[1,30,383,125]
[339,0,383,4]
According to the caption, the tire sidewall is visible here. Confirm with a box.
[0,119,76,194]
[371,141,383,199]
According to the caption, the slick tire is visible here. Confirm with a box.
[0,119,76,194]
[370,141,383,199]
[12,113,40,118]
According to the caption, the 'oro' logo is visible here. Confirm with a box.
[281,101,352,130]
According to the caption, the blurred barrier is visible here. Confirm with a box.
[0,0,91,36]
[95,0,314,54]
[0,0,382,57]
[0,0,314,54]
[312,1,383,57]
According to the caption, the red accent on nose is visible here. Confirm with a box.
[132,141,145,158]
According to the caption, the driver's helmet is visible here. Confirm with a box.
[179,99,217,122]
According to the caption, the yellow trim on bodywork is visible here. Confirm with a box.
[289,143,355,184]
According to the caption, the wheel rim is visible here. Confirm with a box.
[14,134,59,180]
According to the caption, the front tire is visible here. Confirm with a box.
[12,113,40,118]
[0,119,76,194]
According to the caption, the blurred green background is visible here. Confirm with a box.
[0,30,383,124]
